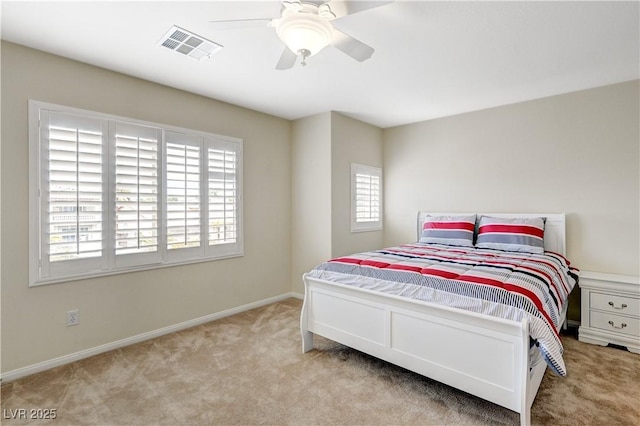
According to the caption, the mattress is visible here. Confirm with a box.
[307,243,579,376]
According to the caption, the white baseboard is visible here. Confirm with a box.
[1,292,300,383]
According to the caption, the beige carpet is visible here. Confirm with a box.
[2,298,639,425]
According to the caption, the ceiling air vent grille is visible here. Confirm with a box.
[158,26,222,61]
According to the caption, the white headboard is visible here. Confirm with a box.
[417,212,567,255]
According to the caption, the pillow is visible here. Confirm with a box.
[419,214,476,247]
[475,215,545,254]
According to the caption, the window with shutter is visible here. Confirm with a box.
[208,145,237,245]
[39,111,107,278]
[205,139,242,258]
[166,136,201,251]
[351,163,382,232]
[112,122,161,268]
[29,101,243,286]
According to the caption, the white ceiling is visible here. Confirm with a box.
[2,0,639,128]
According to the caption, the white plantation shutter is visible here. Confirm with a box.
[355,173,381,222]
[112,122,161,267]
[351,163,382,232]
[208,144,238,246]
[165,132,203,259]
[41,110,107,278]
[30,101,243,286]
[204,138,242,258]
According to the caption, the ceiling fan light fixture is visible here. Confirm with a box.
[275,5,334,57]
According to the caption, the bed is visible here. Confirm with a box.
[300,212,578,426]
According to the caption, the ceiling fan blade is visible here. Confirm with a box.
[330,29,375,62]
[326,0,394,19]
[276,47,298,70]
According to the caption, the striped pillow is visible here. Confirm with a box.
[475,216,545,254]
[419,215,476,247]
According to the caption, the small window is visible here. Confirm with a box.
[351,163,382,232]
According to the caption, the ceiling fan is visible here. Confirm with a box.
[209,0,394,70]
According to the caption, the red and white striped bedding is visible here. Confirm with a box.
[307,243,579,376]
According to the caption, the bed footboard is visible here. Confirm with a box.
[301,273,542,426]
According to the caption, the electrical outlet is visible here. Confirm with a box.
[67,310,79,326]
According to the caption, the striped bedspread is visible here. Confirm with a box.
[307,243,579,376]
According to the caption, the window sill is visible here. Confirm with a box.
[30,251,244,287]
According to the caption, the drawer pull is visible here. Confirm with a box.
[608,320,627,329]
[608,301,628,310]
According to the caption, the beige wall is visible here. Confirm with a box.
[1,42,292,372]
[290,112,383,294]
[330,112,383,257]
[383,80,640,277]
[290,113,333,295]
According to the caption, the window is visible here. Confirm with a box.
[29,101,243,286]
[350,163,382,232]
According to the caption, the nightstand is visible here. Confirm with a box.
[578,271,640,353]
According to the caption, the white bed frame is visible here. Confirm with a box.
[301,212,567,426]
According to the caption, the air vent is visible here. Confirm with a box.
[158,26,222,61]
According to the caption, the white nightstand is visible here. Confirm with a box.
[578,271,640,354]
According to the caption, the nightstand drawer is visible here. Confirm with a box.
[590,292,640,317]
[590,311,640,337]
